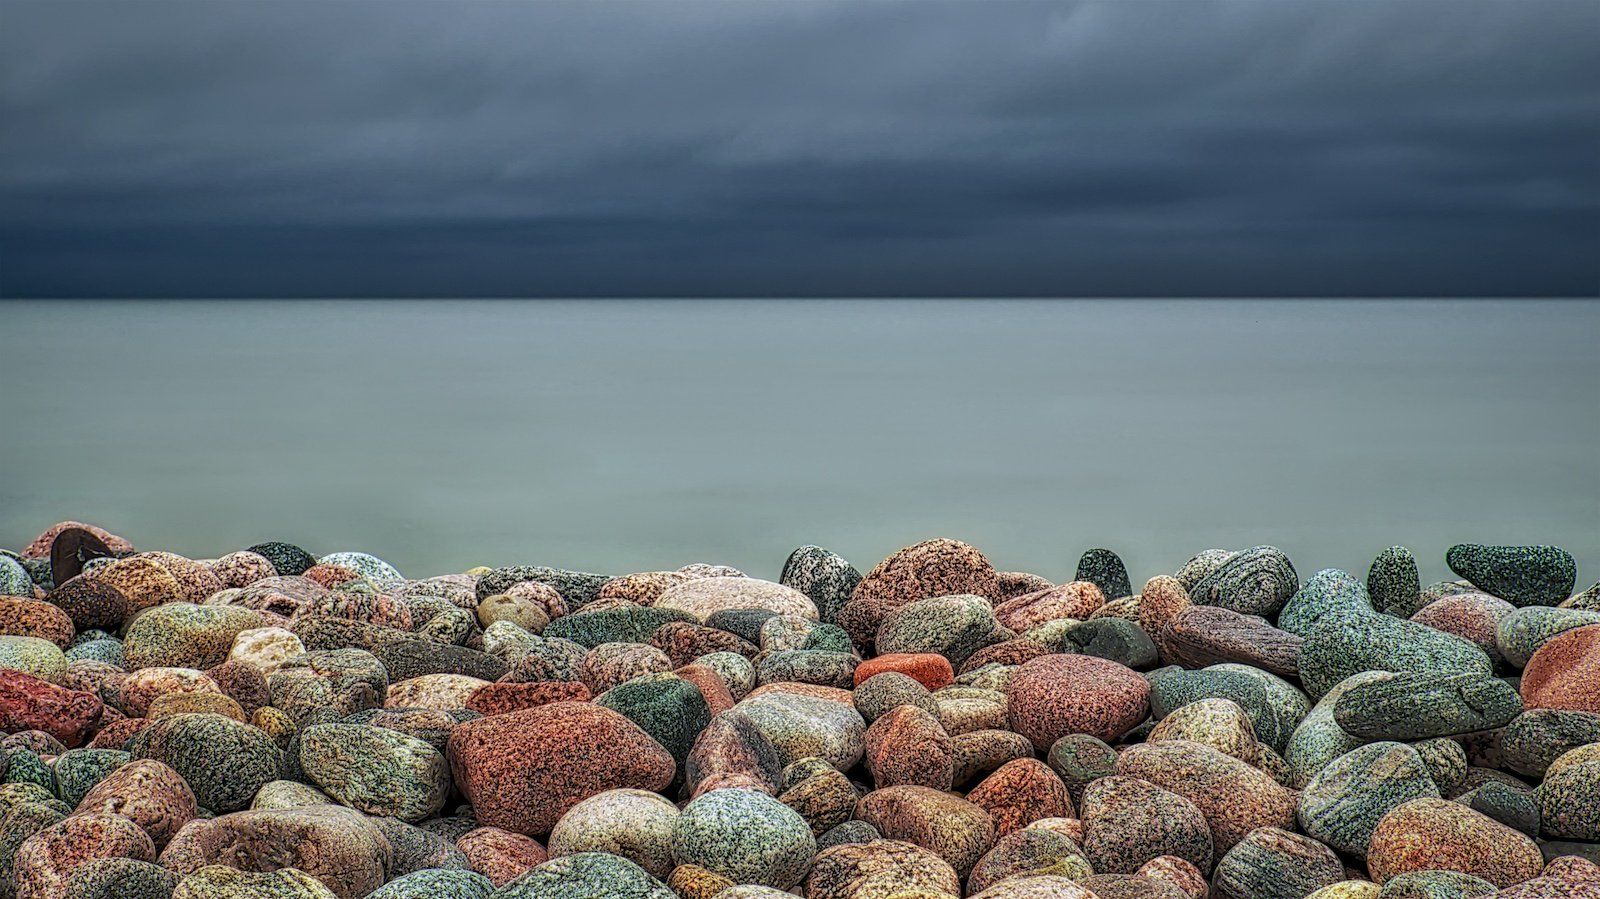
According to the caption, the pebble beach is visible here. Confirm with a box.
[0,522,1597,899]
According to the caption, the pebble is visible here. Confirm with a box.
[1367,797,1544,887]
[671,787,816,888]
[1330,671,1522,740]
[780,545,863,624]
[1079,773,1212,874]
[839,538,999,648]
[654,576,818,622]
[1369,546,1423,616]
[1297,741,1441,857]
[1446,544,1577,607]
[854,785,997,879]
[1212,826,1344,899]
[297,723,450,822]
[1118,738,1298,851]
[1297,609,1494,698]
[1187,546,1299,618]
[1005,653,1150,749]
[548,788,680,878]
[490,851,672,897]
[1521,623,1600,712]
[446,701,674,837]
[805,838,962,898]
[1077,548,1134,600]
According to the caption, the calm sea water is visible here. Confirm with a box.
[2,299,1596,589]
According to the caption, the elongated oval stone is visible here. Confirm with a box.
[1187,546,1298,618]
[1297,610,1493,699]
[1331,671,1522,741]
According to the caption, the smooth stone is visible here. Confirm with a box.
[1447,544,1576,608]
[655,577,818,623]
[1006,654,1149,749]
[1539,744,1600,840]
[1521,624,1600,712]
[541,607,696,649]
[1297,610,1493,699]
[780,546,862,625]
[853,785,996,878]
[490,852,673,898]
[1376,870,1497,899]
[728,690,866,771]
[1297,741,1441,857]
[1212,826,1344,899]
[1498,606,1600,669]
[804,839,962,899]
[1369,546,1423,617]
[59,857,178,899]
[671,788,816,888]
[367,870,494,899]
[474,566,612,609]
[1501,709,1600,777]
[1116,739,1297,852]
[876,594,997,668]
[446,701,674,837]
[1459,780,1540,837]
[1147,665,1300,752]
[1079,774,1212,874]
[1280,569,1373,637]
[1285,670,1394,787]
[297,723,450,822]
[1063,617,1157,669]
[1367,798,1544,887]
[548,789,680,879]
[1187,546,1298,618]
[1076,548,1133,601]
[128,713,282,812]
[1331,671,1522,740]
[158,805,390,899]
[170,865,338,899]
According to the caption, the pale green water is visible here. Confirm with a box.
[2,299,1596,588]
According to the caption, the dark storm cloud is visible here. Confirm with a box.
[1,0,1596,297]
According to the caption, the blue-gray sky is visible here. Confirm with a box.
[2,0,1597,298]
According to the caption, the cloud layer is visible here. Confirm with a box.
[3,0,1596,297]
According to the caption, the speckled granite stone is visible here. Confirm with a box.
[1367,797,1544,886]
[365,870,493,899]
[854,785,996,878]
[1332,671,1522,740]
[1079,774,1212,874]
[1298,609,1493,698]
[1076,548,1133,601]
[671,788,815,888]
[446,701,673,837]
[1369,546,1423,616]
[547,788,679,878]
[781,546,863,625]
[1187,546,1298,618]
[1539,743,1600,840]
[1213,826,1344,899]
[1006,654,1149,749]
[1297,741,1441,857]
[839,539,999,649]
[804,838,962,899]
[1447,544,1576,608]
[487,852,673,898]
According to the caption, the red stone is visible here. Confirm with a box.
[1523,624,1600,713]
[457,826,549,887]
[1004,654,1150,749]
[447,701,674,837]
[464,681,592,717]
[853,653,955,690]
[0,670,103,747]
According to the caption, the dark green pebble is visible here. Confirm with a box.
[705,609,780,645]
[474,566,611,609]
[1446,543,1576,608]
[595,672,712,775]
[1368,546,1422,617]
[245,541,315,576]
[780,546,863,625]
[1076,547,1133,600]
[3,749,52,792]
[1501,709,1600,777]
[369,639,508,682]
[1459,780,1540,837]
[50,749,129,807]
[1211,826,1343,899]
[542,606,697,648]
[492,852,674,898]
[1187,545,1298,618]
[1147,665,1298,750]
[800,623,854,653]
[1064,617,1157,668]
[1331,671,1522,741]
[1280,568,1373,637]
[817,820,880,849]
[1046,733,1118,807]
[1297,609,1493,698]
[1377,870,1497,899]
[60,857,178,899]
[756,649,859,689]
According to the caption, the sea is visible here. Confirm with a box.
[2,298,1596,589]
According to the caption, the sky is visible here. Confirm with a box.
[1,0,1597,298]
